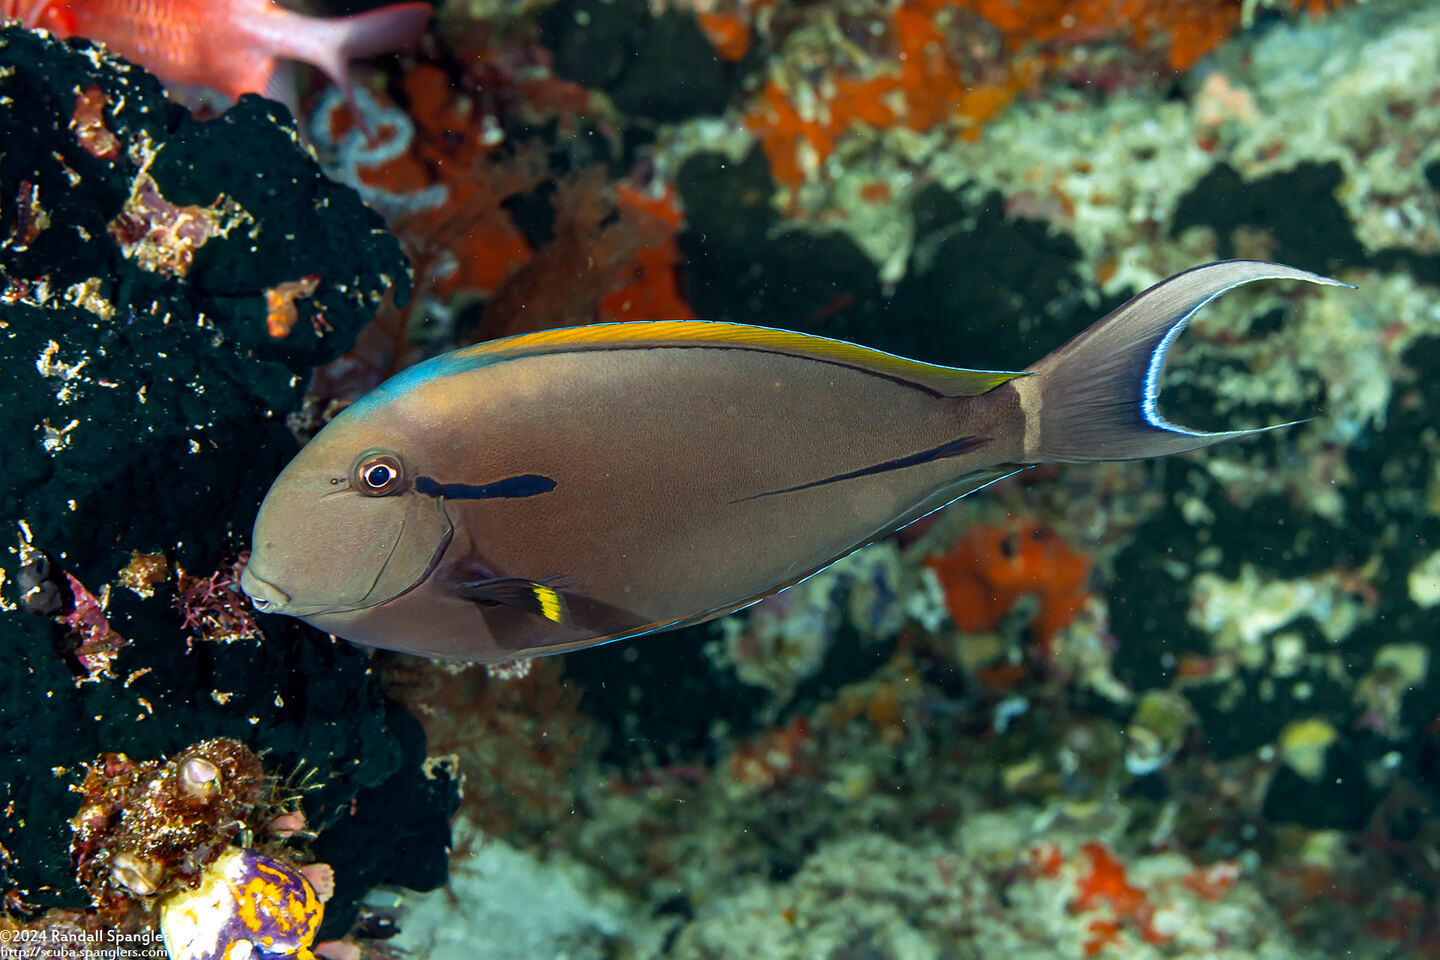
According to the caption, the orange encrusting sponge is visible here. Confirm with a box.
[925,519,1091,647]
[744,3,1040,188]
[1073,843,1171,955]
[743,0,1340,189]
[599,184,694,323]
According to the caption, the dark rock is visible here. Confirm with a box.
[1171,161,1365,272]
[541,0,742,125]
[0,24,446,915]
[677,149,1087,372]
[313,701,462,938]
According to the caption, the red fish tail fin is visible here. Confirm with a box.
[282,2,432,139]
[14,0,66,30]
[1017,260,1349,464]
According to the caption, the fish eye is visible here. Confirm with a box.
[352,451,405,497]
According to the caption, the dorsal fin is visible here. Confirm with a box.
[440,321,1026,398]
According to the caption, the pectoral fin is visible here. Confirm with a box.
[455,577,572,627]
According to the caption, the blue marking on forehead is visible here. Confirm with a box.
[344,350,490,420]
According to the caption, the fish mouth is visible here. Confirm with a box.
[240,567,292,613]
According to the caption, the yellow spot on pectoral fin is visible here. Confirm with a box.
[454,576,572,626]
[535,585,564,623]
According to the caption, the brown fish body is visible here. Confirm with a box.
[241,261,1347,661]
[284,345,1023,659]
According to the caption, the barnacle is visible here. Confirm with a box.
[109,852,164,896]
[69,739,268,901]
[180,758,222,800]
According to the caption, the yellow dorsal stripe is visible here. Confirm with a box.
[451,321,1026,397]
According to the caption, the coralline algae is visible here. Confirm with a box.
[385,824,670,960]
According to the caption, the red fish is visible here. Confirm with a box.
[4,0,430,112]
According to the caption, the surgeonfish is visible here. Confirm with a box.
[4,0,431,116]
[240,260,1348,662]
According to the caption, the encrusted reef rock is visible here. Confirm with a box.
[521,2,1440,954]
[0,24,453,933]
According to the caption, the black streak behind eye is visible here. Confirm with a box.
[416,474,557,500]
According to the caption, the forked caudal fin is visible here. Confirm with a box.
[1016,260,1350,464]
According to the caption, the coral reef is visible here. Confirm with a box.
[384,823,671,960]
[663,827,1309,960]
[381,656,600,847]
[375,0,1440,954]
[925,518,1092,662]
[68,739,269,901]
[4,0,1440,954]
[2,738,334,959]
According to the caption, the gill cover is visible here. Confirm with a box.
[350,490,452,609]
